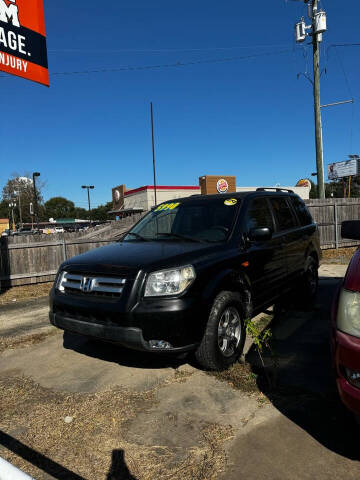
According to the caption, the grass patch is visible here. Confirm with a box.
[208,313,274,398]
[0,329,59,354]
[322,247,357,264]
[209,362,259,394]
[0,375,233,480]
[0,282,52,306]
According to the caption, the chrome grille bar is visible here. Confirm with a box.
[59,272,126,296]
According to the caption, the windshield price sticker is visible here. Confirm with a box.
[224,199,237,206]
[155,202,180,212]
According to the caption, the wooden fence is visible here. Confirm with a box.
[1,201,360,289]
[305,198,360,249]
[0,213,145,289]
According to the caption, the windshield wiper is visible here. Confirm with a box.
[156,232,207,244]
[125,232,149,241]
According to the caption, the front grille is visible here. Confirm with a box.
[54,306,119,327]
[58,272,126,297]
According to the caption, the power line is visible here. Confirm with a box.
[328,43,360,50]
[49,49,292,76]
[48,43,292,54]
[326,43,360,62]
[331,45,356,153]
[333,46,353,98]
[0,49,292,79]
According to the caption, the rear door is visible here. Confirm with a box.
[289,195,318,272]
[243,197,287,309]
[268,196,304,282]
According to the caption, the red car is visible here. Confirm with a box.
[332,221,360,417]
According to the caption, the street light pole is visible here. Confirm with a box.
[81,185,94,223]
[32,172,40,231]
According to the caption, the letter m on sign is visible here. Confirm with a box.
[0,0,49,86]
[0,0,20,27]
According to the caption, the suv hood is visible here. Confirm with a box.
[61,240,220,276]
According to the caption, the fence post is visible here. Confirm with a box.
[334,204,338,249]
[62,235,67,261]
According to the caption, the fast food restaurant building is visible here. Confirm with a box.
[109,175,311,218]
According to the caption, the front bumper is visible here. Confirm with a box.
[49,312,198,353]
[334,329,360,415]
[49,285,205,353]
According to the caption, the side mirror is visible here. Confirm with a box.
[248,227,273,242]
[341,221,360,240]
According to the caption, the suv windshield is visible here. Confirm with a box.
[124,198,240,243]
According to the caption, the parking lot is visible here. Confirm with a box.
[0,264,359,480]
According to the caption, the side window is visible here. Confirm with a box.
[245,198,274,231]
[291,197,313,226]
[269,197,297,232]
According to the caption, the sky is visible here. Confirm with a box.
[1,0,360,209]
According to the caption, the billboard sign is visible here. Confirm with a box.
[0,0,49,86]
[328,160,358,180]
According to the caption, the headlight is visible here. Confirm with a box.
[144,265,196,297]
[56,271,67,292]
[337,289,360,338]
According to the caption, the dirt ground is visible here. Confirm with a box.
[321,246,357,264]
[0,370,235,480]
[0,282,52,306]
[0,263,359,480]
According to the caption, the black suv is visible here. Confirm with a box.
[50,189,321,370]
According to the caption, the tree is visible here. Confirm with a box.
[309,180,318,199]
[73,207,88,219]
[309,177,360,199]
[1,173,45,224]
[0,200,10,220]
[91,202,113,221]
[44,197,76,220]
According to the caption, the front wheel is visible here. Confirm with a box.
[195,291,246,371]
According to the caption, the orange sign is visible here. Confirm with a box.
[0,0,49,86]
[296,179,312,189]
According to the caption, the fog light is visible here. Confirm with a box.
[149,340,172,349]
[345,368,360,389]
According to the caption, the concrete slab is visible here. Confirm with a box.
[319,264,347,278]
[0,332,182,393]
[0,297,50,338]
[126,371,274,450]
[1,268,359,479]
[221,414,360,480]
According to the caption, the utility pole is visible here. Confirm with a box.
[312,0,325,199]
[150,102,158,207]
[295,1,327,199]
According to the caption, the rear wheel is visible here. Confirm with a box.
[195,291,246,371]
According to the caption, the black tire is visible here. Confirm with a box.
[299,256,319,305]
[195,291,246,371]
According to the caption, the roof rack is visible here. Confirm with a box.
[256,188,294,193]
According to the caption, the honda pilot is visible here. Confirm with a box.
[50,189,321,370]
